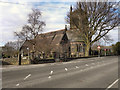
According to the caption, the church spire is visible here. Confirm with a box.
[70,5,72,13]
[70,5,73,29]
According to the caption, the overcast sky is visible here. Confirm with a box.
[0,0,119,46]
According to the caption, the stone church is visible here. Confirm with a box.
[20,6,85,61]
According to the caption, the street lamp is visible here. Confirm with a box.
[97,46,101,57]
[27,47,30,64]
[18,47,22,65]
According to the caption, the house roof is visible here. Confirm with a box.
[66,29,84,42]
[51,34,64,45]
[36,29,66,45]
[21,29,66,52]
[21,40,33,50]
[21,28,84,52]
[39,28,84,43]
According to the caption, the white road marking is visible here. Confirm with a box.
[97,62,100,63]
[105,79,119,90]
[63,63,67,64]
[75,66,79,68]
[50,71,53,75]
[16,83,20,86]
[65,68,68,71]
[80,70,83,71]
[24,74,31,80]
[48,76,51,79]
[85,64,89,66]
[90,67,93,69]
[51,63,55,65]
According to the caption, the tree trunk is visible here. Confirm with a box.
[85,43,90,57]
[89,40,92,56]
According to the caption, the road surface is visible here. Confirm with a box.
[2,56,119,89]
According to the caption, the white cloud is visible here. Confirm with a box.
[37,3,70,32]
[0,1,118,46]
[108,28,118,44]
[0,1,33,46]
[0,2,71,46]
[1,0,118,2]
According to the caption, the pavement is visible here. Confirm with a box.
[1,56,119,89]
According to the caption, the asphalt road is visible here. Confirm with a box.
[2,56,119,89]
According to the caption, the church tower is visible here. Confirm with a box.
[70,5,73,29]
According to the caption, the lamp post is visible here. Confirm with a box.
[18,47,22,65]
[27,47,30,64]
[97,46,101,57]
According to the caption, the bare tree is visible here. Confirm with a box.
[14,8,45,42]
[66,2,119,56]
[14,8,45,65]
[2,42,18,58]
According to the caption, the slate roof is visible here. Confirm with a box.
[66,29,84,42]
[36,29,66,45]
[21,29,84,52]
[21,29,66,51]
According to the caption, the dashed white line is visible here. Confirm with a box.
[16,83,20,86]
[48,76,51,79]
[90,66,93,69]
[85,64,89,66]
[63,63,67,64]
[51,63,55,65]
[75,66,79,68]
[24,74,31,80]
[50,71,53,75]
[80,70,83,71]
[65,68,68,71]
[105,79,119,90]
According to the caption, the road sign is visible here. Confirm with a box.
[97,46,101,49]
